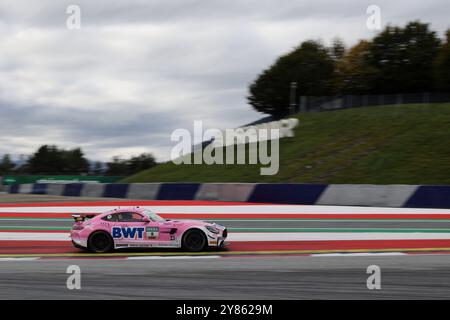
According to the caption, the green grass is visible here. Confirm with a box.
[123,103,450,184]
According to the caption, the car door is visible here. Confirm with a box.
[111,211,177,248]
[111,212,149,248]
[139,216,175,247]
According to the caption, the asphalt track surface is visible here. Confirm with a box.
[1,254,450,299]
[1,194,450,299]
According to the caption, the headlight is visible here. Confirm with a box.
[206,226,219,234]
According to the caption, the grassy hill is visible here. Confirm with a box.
[123,103,450,184]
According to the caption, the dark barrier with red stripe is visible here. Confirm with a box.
[248,184,328,204]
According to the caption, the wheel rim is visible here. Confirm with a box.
[185,232,205,251]
[92,233,110,251]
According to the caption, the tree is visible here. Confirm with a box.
[127,153,156,174]
[0,154,15,175]
[334,40,379,94]
[105,157,128,176]
[105,153,157,176]
[27,145,60,174]
[26,145,89,175]
[248,40,336,117]
[62,148,89,174]
[330,37,346,61]
[434,30,450,91]
[367,21,441,93]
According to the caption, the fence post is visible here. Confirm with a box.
[290,82,297,114]
[423,92,430,104]
[300,96,307,112]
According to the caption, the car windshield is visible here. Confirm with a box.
[142,210,165,222]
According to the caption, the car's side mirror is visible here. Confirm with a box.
[142,217,151,223]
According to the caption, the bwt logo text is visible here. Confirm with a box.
[170,119,299,175]
[112,227,145,239]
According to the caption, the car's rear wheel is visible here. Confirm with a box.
[88,231,114,253]
[182,229,207,252]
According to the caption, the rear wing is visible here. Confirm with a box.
[72,214,97,223]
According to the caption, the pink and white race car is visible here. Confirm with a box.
[70,207,228,253]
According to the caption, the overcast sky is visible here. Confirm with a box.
[0,0,448,162]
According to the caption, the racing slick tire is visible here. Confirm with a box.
[182,229,207,252]
[88,231,114,253]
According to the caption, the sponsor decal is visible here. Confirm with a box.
[155,242,177,247]
[146,227,160,239]
[128,244,143,248]
[112,226,145,240]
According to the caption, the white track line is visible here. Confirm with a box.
[1,232,450,242]
[0,205,449,214]
[0,257,40,261]
[310,252,407,257]
[0,232,70,241]
[126,255,221,260]
[228,232,450,241]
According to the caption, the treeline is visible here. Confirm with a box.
[248,21,450,117]
[0,145,157,176]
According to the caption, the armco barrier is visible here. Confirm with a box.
[80,184,104,198]
[63,183,83,197]
[404,186,450,208]
[103,184,129,198]
[46,183,65,196]
[316,184,419,207]
[7,183,450,209]
[248,184,327,205]
[18,184,33,194]
[32,183,48,195]
[127,183,160,200]
[157,183,201,200]
[9,184,20,194]
[196,183,254,202]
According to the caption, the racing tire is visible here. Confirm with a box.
[88,231,114,253]
[182,229,207,252]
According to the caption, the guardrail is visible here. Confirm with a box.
[298,92,450,112]
[7,183,450,209]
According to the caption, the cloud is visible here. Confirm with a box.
[0,0,448,162]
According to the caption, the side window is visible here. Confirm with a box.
[117,212,145,222]
[102,213,118,222]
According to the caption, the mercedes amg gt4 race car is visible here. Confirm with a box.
[70,207,228,253]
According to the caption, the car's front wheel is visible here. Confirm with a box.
[88,231,114,253]
[182,229,207,252]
